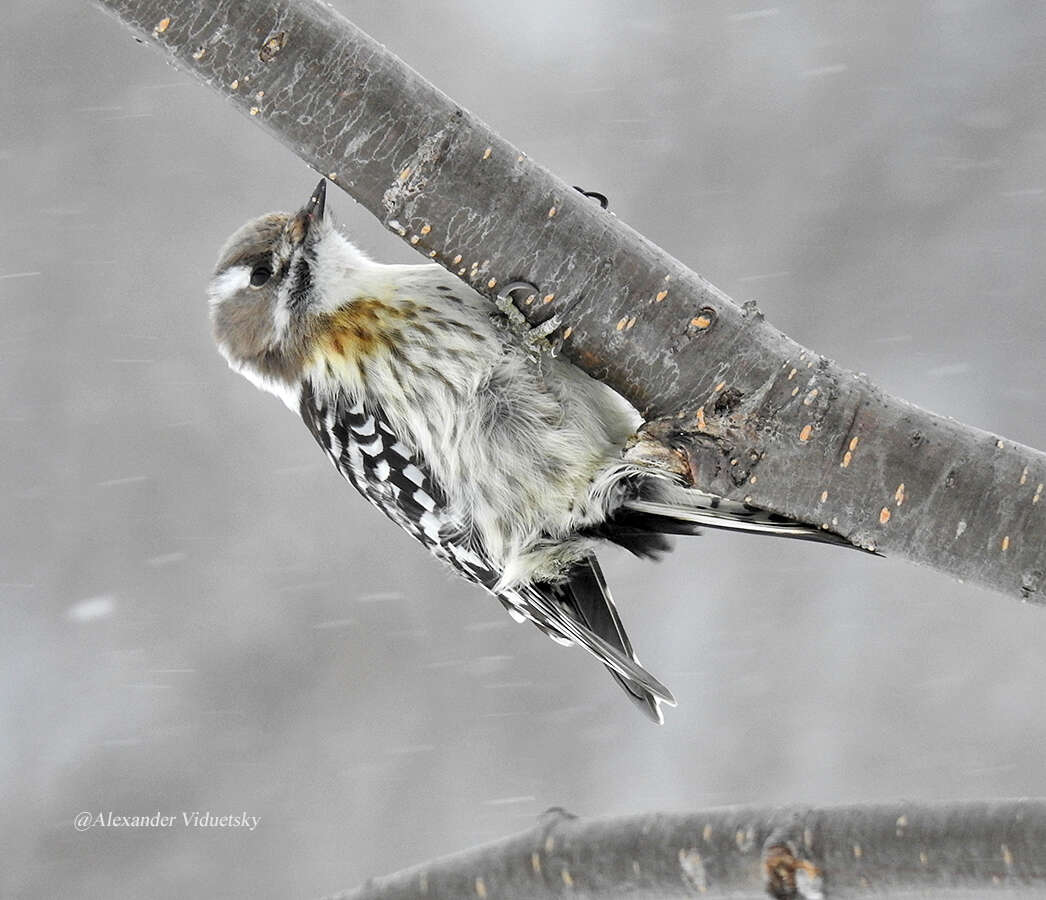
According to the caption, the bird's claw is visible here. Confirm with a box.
[494,281,562,359]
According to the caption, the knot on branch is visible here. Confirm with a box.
[382,128,455,226]
[763,839,824,899]
[258,31,286,62]
[628,400,766,493]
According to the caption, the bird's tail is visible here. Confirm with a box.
[561,556,672,723]
[516,556,676,723]
[614,482,865,550]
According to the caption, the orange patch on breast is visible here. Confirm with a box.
[313,298,415,363]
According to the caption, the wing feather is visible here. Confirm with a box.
[298,380,675,716]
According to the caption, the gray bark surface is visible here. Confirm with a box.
[92,0,1046,600]
[323,801,1046,899]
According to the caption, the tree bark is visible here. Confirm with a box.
[90,0,1046,601]
[321,801,1046,899]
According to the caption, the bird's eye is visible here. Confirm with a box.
[249,266,272,287]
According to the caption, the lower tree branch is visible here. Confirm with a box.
[324,800,1046,899]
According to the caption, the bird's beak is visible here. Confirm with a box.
[288,179,328,246]
[304,178,326,219]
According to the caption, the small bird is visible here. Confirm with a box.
[208,180,854,722]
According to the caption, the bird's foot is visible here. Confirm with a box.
[493,281,561,359]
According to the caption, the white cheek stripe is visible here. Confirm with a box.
[207,266,251,305]
[273,279,293,339]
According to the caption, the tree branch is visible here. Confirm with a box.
[91,0,1046,600]
[321,801,1046,899]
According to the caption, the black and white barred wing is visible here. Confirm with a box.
[297,382,673,710]
[298,382,499,589]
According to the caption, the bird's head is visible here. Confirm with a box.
[207,179,367,398]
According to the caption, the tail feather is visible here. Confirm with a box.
[619,489,866,550]
[494,484,872,723]
[562,557,667,723]
[512,557,675,723]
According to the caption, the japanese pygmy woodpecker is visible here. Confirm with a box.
[207,180,852,722]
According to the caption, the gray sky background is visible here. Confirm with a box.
[3,2,1046,898]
